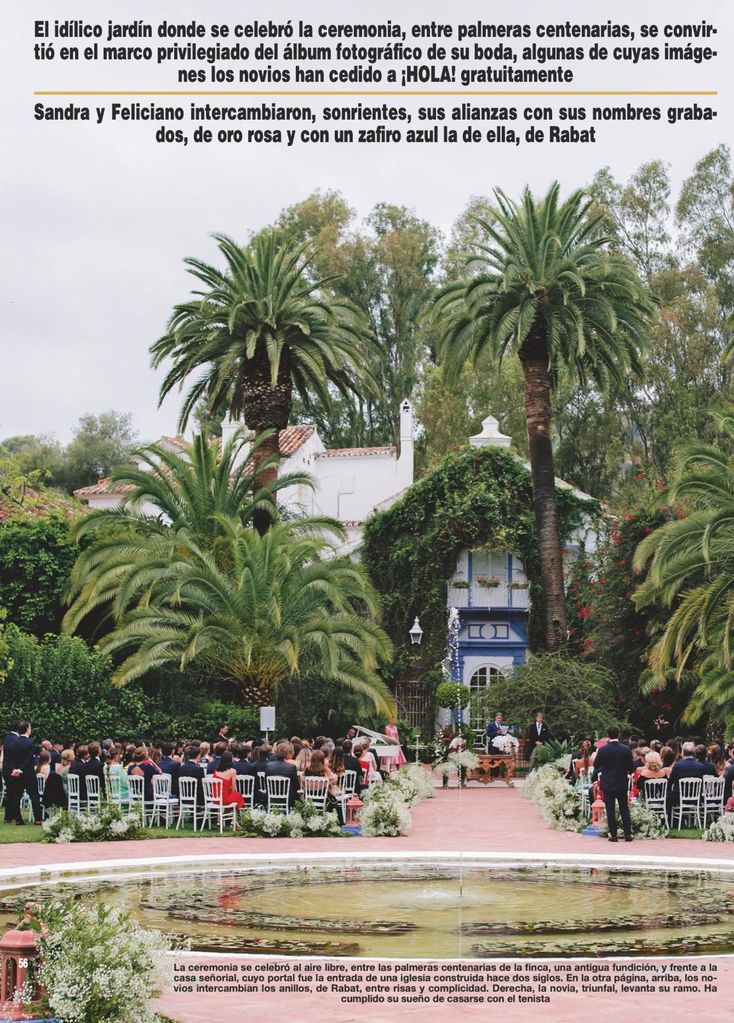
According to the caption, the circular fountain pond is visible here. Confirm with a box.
[1,859,733,958]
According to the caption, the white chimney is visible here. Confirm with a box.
[469,414,512,449]
[397,398,415,487]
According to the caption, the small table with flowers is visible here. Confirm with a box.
[465,754,516,787]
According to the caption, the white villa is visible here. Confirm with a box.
[75,403,599,716]
[74,399,416,556]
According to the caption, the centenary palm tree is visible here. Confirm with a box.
[72,518,395,715]
[62,428,318,634]
[150,232,380,529]
[634,412,734,728]
[432,183,656,649]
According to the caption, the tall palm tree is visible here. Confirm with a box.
[634,412,734,728]
[150,232,380,529]
[432,184,656,649]
[63,428,321,634]
[69,518,394,714]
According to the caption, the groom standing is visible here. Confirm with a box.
[591,725,635,842]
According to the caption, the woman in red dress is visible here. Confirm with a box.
[212,751,245,809]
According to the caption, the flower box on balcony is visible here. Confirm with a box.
[451,580,470,589]
[508,581,529,590]
[476,576,502,588]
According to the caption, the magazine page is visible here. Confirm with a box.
[1,0,733,1021]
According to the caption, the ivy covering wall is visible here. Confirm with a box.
[362,445,599,680]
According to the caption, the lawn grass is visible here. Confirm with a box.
[666,827,704,839]
[0,820,240,844]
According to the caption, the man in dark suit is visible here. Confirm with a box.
[158,742,181,798]
[3,721,42,825]
[178,746,205,806]
[591,725,635,842]
[341,740,365,795]
[80,742,105,803]
[526,712,553,766]
[668,742,716,806]
[2,721,21,823]
[263,740,299,808]
[723,744,734,803]
[485,712,505,751]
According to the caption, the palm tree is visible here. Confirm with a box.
[634,412,734,728]
[150,232,380,529]
[63,428,320,634]
[70,518,395,714]
[432,183,656,649]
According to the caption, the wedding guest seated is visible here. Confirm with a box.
[35,750,52,781]
[723,744,734,802]
[104,747,129,802]
[354,739,381,786]
[232,744,256,776]
[634,751,667,799]
[206,741,228,774]
[212,751,244,809]
[178,746,205,805]
[668,741,716,807]
[660,746,676,771]
[198,742,212,768]
[304,749,344,822]
[708,745,727,776]
[127,746,162,802]
[41,767,66,812]
[263,740,298,808]
[58,749,74,794]
[340,740,364,795]
[158,742,180,797]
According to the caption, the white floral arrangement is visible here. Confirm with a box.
[41,806,145,844]
[522,760,584,832]
[599,798,668,840]
[450,749,480,769]
[36,900,170,1023]
[360,796,412,837]
[239,800,341,838]
[491,734,519,755]
[399,764,436,800]
[703,812,734,842]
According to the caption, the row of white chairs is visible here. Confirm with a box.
[62,768,358,833]
[577,770,726,829]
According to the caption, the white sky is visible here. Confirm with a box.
[1,0,732,443]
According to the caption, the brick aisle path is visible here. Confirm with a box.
[1,786,732,1022]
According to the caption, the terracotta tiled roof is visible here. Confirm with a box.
[279,425,316,456]
[73,478,136,498]
[315,446,396,459]
[0,487,80,522]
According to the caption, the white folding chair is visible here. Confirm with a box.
[642,777,669,829]
[577,768,593,816]
[201,776,237,833]
[150,773,177,828]
[256,770,267,802]
[66,773,81,816]
[235,773,255,810]
[105,773,128,807]
[266,775,292,814]
[341,769,357,797]
[301,776,329,811]
[176,776,199,830]
[126,774,153,825]
[702,775,725,823]
[85,775,101,812]
[673,776,702,829]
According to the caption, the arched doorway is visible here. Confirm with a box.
[468,663,508,731]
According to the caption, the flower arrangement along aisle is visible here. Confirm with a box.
[27,900,170,1023]
[522,758,584,831]
[703,812,734,842]
[359,763,436,836]
[238,800,342,838]
[42,806,145,844]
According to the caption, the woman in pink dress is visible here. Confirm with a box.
[382,719,407,772]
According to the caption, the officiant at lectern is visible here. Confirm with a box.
[484,711,506,751]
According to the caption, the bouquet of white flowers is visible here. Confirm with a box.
[492,734,519,755]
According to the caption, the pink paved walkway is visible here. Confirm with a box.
[1,786,732,867]
[1,787,732,1022]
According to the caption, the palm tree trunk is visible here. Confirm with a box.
[242,343,292,535]
[520,329,567,650]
